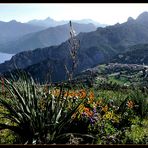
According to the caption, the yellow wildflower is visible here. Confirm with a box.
[103,111,113,120]
[78,104,85,113]
[102,105,108,112]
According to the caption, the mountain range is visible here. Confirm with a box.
[27,17,107,28]
[0,23,96,54]
[0,11,148,83]
[0,20,46,45]
[27,17,67,28]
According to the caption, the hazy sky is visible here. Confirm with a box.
[0,3,148,25]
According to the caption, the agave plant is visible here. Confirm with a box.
[0,72,83,144]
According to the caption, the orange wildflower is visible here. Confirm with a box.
[86,111,93,117]
[52,89,60,97]
[64,91,69,97]
[78,89,87,99]
[84,107,90,112]
[74,91,80,98]
[68,91,75,98]
[88,91,95,104]
[89,91,94,100]
[127,100,134,109]
[83,107,93,117]
[64,90,77,98]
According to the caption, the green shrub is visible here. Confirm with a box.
[125,120,148,144]
[0,129,16,144]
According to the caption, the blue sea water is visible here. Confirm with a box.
[0,52,14,64]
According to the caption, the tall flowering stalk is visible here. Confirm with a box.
[65,21,80,81]
[1,77,5,96]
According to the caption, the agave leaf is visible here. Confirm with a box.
[51,95,55,115]
[0,123,22,136]
[32,84,38,111]
[21,112,32,122]
[0,112,20,125]
[56,99,84,134]
[4,78,30,115]
[0,98,20,119]
[116,97,128,115]
[55,108,62,124]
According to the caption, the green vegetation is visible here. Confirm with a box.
[0,73,84,144]
[0,72,147,144]
[0,21,148,145]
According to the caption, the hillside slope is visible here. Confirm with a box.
[1,12,148,82]
[0,20,45,45]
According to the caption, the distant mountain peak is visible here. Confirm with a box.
[27,17,107,28]
[136,11,148,23]
[127,17,134,22]
[45,17,55,21]
[9,20,18,23]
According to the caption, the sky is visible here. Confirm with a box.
[0,3,148,25]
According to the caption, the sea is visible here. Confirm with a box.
[0,52,14,64]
